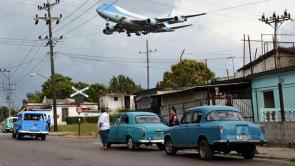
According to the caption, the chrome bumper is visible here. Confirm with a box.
[18,130,49,135]
[213,139,268,144]
[138,140,164,144]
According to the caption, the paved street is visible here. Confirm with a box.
[0,134,293,166]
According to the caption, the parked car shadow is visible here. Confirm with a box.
[108,145,161,152]
[14,136,46,141]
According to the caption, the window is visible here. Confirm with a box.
[263,91,275,108]
[120,115,129,124]
[206,110,243,121]
[136,115,160,123]
[114,97,118,101]
[62,108,69,122]
[181,112,192,124]
[24,114,44,121]
[192,112,203,123]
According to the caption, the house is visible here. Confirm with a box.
[134,80,253,122]
[20,98,99,125]
[99,93,135,112]
[237,47,295,122]
[238,47,295,76]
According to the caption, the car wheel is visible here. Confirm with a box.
[157,143,165,151]
[41,135,46,140]
[107,143,112,149]
[127,136,137,151]
[12,131,16,139]
[198,140,214,160]
[242,146,256,159]
[164,137,177,155]
[16,133,23,140]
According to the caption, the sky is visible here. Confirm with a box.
[0,0,294,108]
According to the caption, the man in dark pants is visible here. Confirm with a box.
[97,108,110,150]
[47,115,51,132]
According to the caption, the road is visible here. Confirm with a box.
[0,134,293,166]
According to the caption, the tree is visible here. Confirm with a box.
[158,59,215,89]
[41,73,75,99]
[109,75,143,94]
[26,91,44,103]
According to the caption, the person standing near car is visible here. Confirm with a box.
[46,115,51,132]
[169,106,179,127]
[97,108,110,150]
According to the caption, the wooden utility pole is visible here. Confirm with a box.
[35,0,62,132]
[0,68,15,117]
[139,40,157,90]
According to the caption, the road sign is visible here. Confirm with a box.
[70,86,89,98]
[76,106,83,115]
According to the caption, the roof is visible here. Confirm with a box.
[238,47,295,71]
[246,65,295,79]
[124,111,157,116]
[19,111,46,115]
[187,105,239,113]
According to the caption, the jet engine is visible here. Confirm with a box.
[103,26,115,35]
[174,16,186,23]
[146,18,157,25]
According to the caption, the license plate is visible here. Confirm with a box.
[154,136,162,140]
[237,135,249,141]
[31,126,37,130]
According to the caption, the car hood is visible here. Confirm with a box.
[136,123,169,132]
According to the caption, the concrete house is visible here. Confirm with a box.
[238,47,295,122]
[99,93,135,112]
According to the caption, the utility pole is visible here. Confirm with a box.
[259,10,293,69]
[139,40,157,90]
[35,0,62,132]
[0,68,16,117]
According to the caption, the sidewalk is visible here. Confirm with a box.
[256,146,295,160]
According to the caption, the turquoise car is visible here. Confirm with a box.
[108,112,169,150]
[164,105,267,160]
[2,117,18,133]
[12,111,48,140]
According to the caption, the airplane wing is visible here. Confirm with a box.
[130,13,206,25]
[151,24,193,33]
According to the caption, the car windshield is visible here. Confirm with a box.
[9,118,17,123]
[136,115,161,123]
[24,114,44,121]
[207,110,243,121]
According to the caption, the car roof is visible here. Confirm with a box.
[6,117,17,120]
[123,111,157,116]
[186,105,239,114]
[19,111,46,115]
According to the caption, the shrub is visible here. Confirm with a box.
[66,116,98,124]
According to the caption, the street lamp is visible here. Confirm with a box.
[30,72,58,132]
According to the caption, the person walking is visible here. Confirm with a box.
[97,108,110,150]
[168,106,179,127]
[46,115,51,132]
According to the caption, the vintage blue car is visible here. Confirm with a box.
[164,105,267,160]
[12,111,48,140]
[108,112,169,150]
[2,117,18,133]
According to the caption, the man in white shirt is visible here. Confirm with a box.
[97,108,110,150]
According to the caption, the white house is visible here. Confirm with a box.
[20,98,100,125]
[99,93,135,112]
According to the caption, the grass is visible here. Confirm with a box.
[51,123,98,136]
[289,158,295,162]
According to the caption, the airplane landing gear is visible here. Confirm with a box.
[127,32,131,37]
[135,31,141,36]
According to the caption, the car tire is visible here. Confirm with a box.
[107,143,112,149]
[164,137,177,155]
[16,133,23,140]
[127,136,137,151]
[198,139,214,160]
[41,135,46,140]
[242,146,256,159]
[12,131,16,139]
[157,143,165,151]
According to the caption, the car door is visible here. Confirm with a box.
[173,112,192,148]
[117,113,129,143]
[108,118,120,143]
[187,111,203,147]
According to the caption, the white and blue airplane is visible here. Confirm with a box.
[96,3,206,37]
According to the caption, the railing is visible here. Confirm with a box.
[260,107,295,122]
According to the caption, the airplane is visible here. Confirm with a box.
[96,3,206,37]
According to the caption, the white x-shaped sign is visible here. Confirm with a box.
[70,86,89,98]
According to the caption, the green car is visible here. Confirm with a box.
[108,112,169,150]
[2,117,18,133]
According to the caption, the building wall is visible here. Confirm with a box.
[99,95,125,112]
[260,122,295,146]
[252,71,295,122]
[160,90,207,117]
